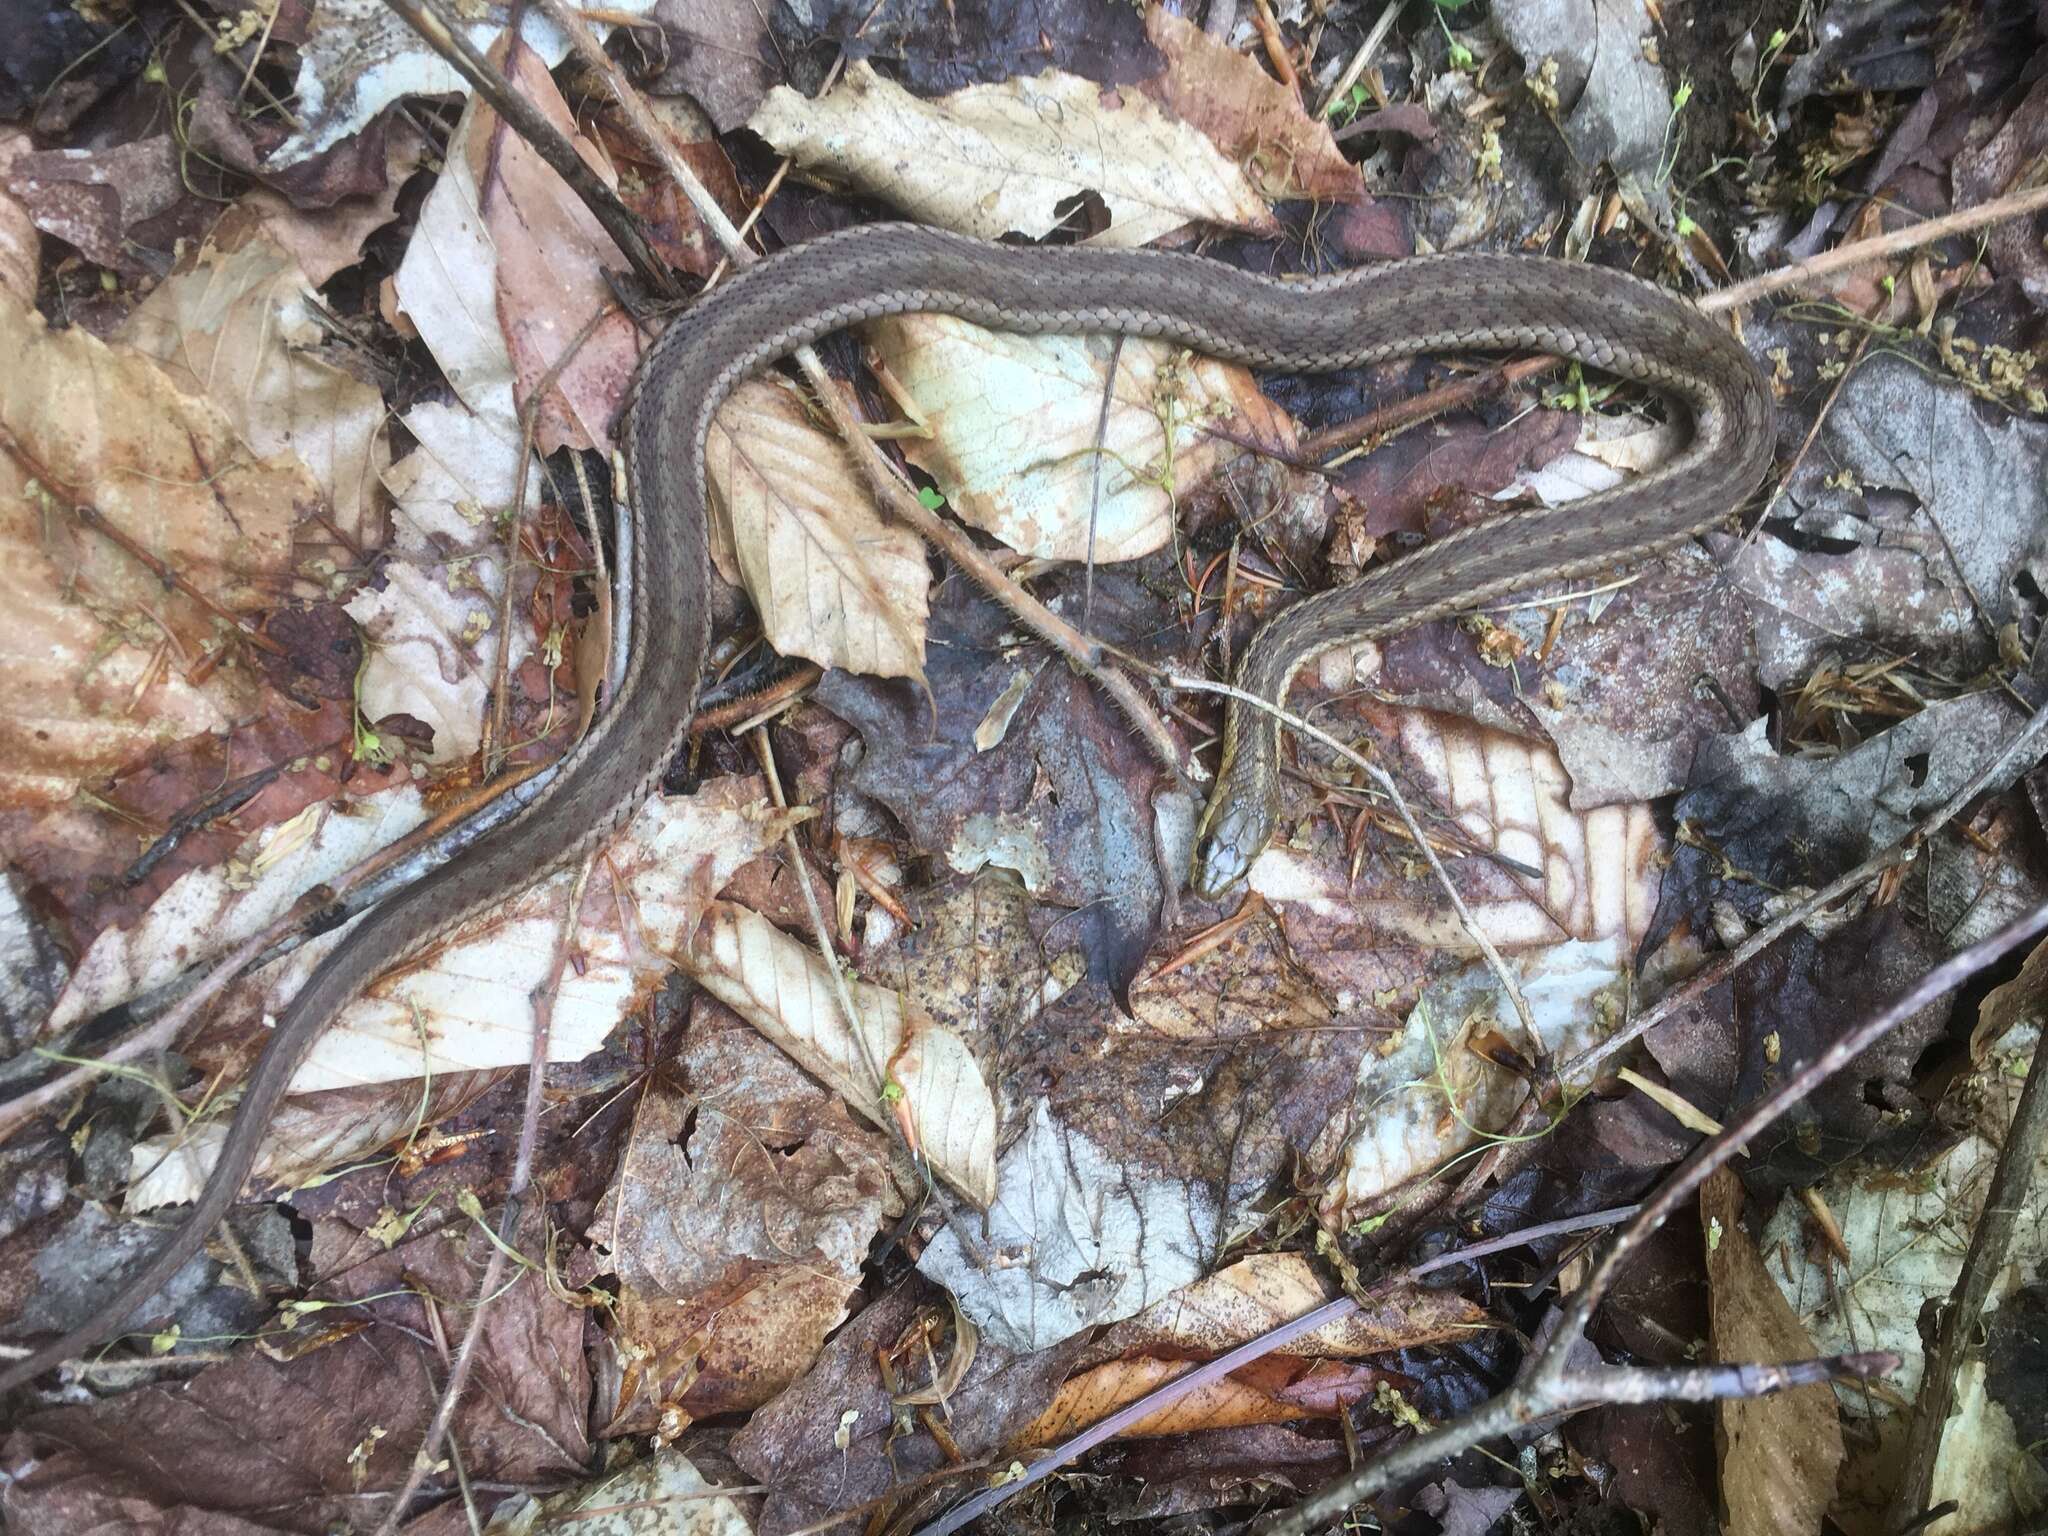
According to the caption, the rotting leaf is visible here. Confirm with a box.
[706,375,929,681]
[689,901,997,1207]
[593,1011,887,1424]
[0,293,302,807]
[749,60,1278,248]
[361,400,545,767]
[918,1096,1221,1353]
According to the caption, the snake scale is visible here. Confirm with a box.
[0,224,1772,1398]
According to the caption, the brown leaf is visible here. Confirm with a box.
[1703,1167,1844,1536]
[1144,9,1363,204]
[595,1009,888,1423]
[0,293,302,807]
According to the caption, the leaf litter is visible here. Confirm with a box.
[0,3,2046,1535]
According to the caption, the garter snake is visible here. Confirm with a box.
[0,224,1772,1398]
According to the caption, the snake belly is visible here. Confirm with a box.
[0,225,1771,1398]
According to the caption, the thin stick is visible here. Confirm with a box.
[1701,182,2048,313]
[380,0,674,293]
[1884,971,2048,1525]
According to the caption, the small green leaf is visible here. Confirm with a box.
[917,485,946,510]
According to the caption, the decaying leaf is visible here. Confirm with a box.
[0,293,303,806]
[750,60,1278,247]
[690,901,998,1206]
[388,48,638,455]
[1704,1168,1844,1536]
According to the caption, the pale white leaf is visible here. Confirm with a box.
[873,315,1270,563]
[749,61,1276,248]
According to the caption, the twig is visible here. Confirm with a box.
[380,0,675,294]
[1701,182,2048,314]
[912,1205,1640,1536]
[1565,695,2048,1083]
[369,852,594,1536]
[1255,898,2048,1535]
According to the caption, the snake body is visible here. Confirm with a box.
[0,225,1770,1397]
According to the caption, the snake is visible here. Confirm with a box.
[0,224,1772,1399]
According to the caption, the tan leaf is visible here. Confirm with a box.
[0,128,38,305]
[1705,1167,1844,1536]
[689,901,997,1206]
[1099,1252,1491,1361]
[1144,9,1363,204]
[707,375,928,680]
[116,232,391,548]
[749,61,1277,248]
[595,1028,885,1422]
[872,314,1280,563]
[0,294,302,806]
[1022,1354,1310,1443]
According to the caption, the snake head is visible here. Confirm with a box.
[1189,790,1269,900]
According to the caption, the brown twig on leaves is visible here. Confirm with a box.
[911,1204,1644,1536]
[1702,181,2048,314]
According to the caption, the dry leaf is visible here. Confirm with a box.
[750,61,1277,248]
[123,779,791,1205]
[1255,705,1666,949]
[473,45,639,454]
[689,901,997,1206]
[0,128,38,305]
[1144,9,1362,204]
[707,376,929,679]
[0,293,302,806]
[1704,1167,1844,1536]
[116,232,391,545]
[1100,1252,1490,1361]
[872,314,1278,563]
[360,400,539,765]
